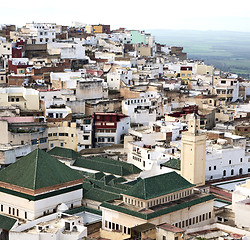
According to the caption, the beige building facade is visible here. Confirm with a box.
[181,114,206,186]
[48,121,77,151]
[0,87,40,111]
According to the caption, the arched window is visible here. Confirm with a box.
[239,168,243,175]
[223,170,226,177]
[231,169,234,175]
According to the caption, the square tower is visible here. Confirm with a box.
[181,114,206,186]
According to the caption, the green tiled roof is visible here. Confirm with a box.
[48,147,82,160]
[82,172,133,203]
[0,214,17,230]
[161,158,181,170]
[93,172,105,180]
[101,174,117,185]
[83,178,128,194]
[0,149,84,190]
[73,157,141,176]
[124,172,194,200]
[101,194,215,220]
[84,188,121,202]
[65,206,102,216]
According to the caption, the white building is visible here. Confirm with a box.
[206,140,249,181]
[0,87,40,111]
[93,113,130,147]
[46,105,72,119]
[76,118,92,151]
[39,89,76,109]
[107,67,133,90]
[0,144,31,167]
[122,97,156,125]
[127,140,177,171]
[122,92,170,125]
[0,37,12,68]
[22,23,56,44]
[9,213,87,240]
[0,149,84,221]
[48,41,86,60]
[214,78,239,102]
[232,179,250,229]
[50,71,82,90]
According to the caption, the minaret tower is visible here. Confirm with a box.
[181,114,206,186]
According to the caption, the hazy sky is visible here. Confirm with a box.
[1,0,250,32]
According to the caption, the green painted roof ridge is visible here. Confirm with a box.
[33,148,39,190]
[143,180,147,199]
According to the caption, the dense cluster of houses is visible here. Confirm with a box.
[0,22,249,239]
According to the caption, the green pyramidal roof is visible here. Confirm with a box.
[0,149,84,190]
[124,172,194,200]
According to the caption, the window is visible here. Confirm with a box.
[214,166,216,170]
[240,158,243,162]
[239,168,243,175]
[60,142,64,147]
[209,166,211,171]
[83,136,89,140]
[1,205,3,211]
[9,207,11,214]
[229,160,231,164]
[223,170,226,176]
[231,169,234,175]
